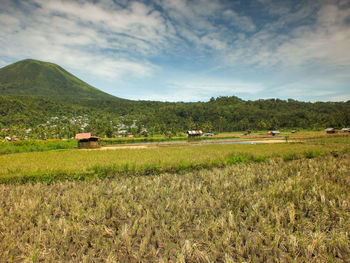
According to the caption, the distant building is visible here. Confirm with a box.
[341,128,350,133]
[75,133,101,149]
[187,130,203,137]
[325,128,335,134]
[268,130,280,136]
[118,129,128,136]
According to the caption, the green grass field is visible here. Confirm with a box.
[0,136,349,261]
[0,130,347,155]
[0,136,349,183]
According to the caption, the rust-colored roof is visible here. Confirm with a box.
[75,133,99,139]
[187,130,203,135]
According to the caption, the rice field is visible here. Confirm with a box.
[0,154,349,262]
[0,136,349,262]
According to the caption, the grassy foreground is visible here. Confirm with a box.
[0,139,77,155]
[0,137,349,183]
[0,155,349,262]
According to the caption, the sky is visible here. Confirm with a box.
[0,0,350,102]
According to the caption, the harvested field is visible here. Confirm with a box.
[0,155,349,262]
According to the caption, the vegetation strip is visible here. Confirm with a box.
[100,135,239,146]
[0,149,345,184]
[1,131,348,155]
[0,136,348,184]
[0,153,264,184]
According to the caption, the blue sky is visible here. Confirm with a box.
[0,0,350,102]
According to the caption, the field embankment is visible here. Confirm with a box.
[0,154,349,262]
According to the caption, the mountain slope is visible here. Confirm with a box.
[0,95,90,126]
[0,59,116,100]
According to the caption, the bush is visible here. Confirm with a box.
[283,152,300,161]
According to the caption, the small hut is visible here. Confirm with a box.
[341,128,350,133]
[187,130,203,137]
[325,128,335,134]
[268,130,280,136]
[75,133,101,149]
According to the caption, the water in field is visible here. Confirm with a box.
[130,137,283,146]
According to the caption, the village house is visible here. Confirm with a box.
[268,130,280,136]
[325,128,335,134]
[187,130,203,137]
[75,133,101,149]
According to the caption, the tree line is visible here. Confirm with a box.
[1,95,349,138]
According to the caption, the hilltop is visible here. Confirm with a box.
[0,59,116,101]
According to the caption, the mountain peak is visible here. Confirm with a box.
[0,59,116,101]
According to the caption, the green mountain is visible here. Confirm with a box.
[0,59,116,100]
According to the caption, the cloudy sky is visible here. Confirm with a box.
[1,0,350,102]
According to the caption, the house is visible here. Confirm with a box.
[341,128,350,133]
[268,130,280,136]
[325,128,335,134]
[187,130,203,137]
[75,133,101,149]
[118,129,128,136]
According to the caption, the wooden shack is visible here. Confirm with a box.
[325,128,335,134]
[268,130,280,136]
[75,133,101,149]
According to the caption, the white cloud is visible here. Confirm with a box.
[137,79,266,102]
[223,10,256,32]
[327,93,350,102]
[221,2,350,79]
[0,0,165,81]
[0,0,349,102]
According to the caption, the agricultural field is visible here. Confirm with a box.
[0,136,349,184]
[0,135,349,262]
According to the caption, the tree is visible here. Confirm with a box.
[202,121,213,132]
[187,117,196,130]
[258,120,268,130]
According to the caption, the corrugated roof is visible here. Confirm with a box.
[75,133,99,139]
[187,130,203,135]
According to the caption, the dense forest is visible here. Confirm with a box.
[1,94,349,139]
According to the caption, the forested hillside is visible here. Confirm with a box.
[139,97,350,132]
[1,94,349,138]
[1,59,349,138]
